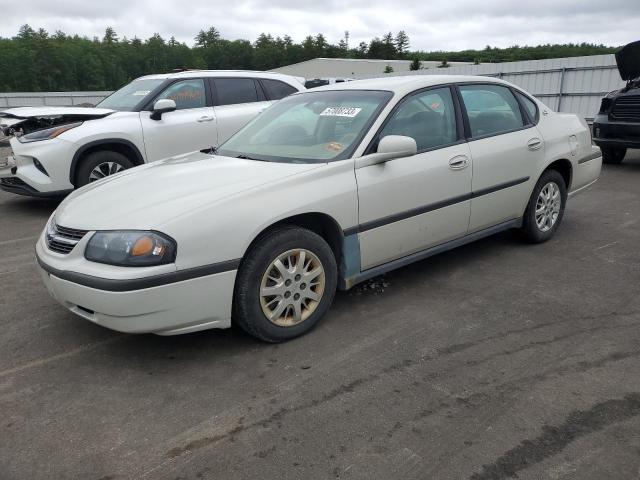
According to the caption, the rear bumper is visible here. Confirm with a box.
[593,114,640,149]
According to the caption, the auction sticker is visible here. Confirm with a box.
[132,90,151,96]
[320,107,362,118]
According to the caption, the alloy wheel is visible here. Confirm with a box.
[89,162,125,182]
[259,248,326,327]
[535,181,561,232]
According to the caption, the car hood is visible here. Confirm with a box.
[55,152,323,231]
[0,106,115,136]
[616,40,640,81]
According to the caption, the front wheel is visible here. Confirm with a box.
[75,150,134,187]
[601,147,626,164]
[520,169,567,243]
[233,226,337,342]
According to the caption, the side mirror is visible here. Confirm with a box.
[150,99,177,120]
[355,135,417,169]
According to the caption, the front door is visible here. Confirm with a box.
[356,86,472,270]
[140,78,218,161]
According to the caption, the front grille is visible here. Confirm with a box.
[611,95,640,121]
[1,177,27,187]
[46,223,89,254]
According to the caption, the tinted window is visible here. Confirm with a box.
[262,79,297,100]
[460,84,524,137]
[515,91,538,123]
[155,79,206,110]
[214,78,259,106]
[380,87,458,151]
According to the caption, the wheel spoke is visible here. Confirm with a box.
[269,299,288,320]
[260,283,286,298]
[292,302,302,323]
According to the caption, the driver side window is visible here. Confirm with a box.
[155,79,206,110]
[380,87,457,151]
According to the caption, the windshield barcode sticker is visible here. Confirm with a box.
[320,107,362,118]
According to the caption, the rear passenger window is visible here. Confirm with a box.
[459,84,525,137]
[379,87,458,151]
[214,78,259,106]
[514,91,538,124]
[261,79,297,100]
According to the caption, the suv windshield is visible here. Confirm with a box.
[97,79,166,111]
[217,90,392,163]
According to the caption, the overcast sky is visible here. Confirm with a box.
[1,0,638,51]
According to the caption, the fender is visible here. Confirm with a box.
[69,139,146,184]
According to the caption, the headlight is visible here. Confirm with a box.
[18,122,83,143]
[85,231,177,267]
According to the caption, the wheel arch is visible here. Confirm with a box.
[241,212,346,268]
[544,158,572,191]
[70,139,145,186]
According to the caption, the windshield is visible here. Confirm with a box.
[97,79,166,111]
[217,90,392,163]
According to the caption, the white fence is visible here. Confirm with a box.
[356,54,625,122]
[0,91,112,108]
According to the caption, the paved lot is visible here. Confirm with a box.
[1,153,640,480]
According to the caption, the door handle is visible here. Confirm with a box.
[527,138,542,150]
[197,116,214,123]
[448,155,469,170]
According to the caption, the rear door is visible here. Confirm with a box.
[457,83,544,232]
[211,78,272,145]
[139,78,217,161]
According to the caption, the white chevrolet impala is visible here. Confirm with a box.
[36,76,602,342]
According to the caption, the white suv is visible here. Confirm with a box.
[0,71,304,197]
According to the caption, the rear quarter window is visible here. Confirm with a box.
[261,79,298,100]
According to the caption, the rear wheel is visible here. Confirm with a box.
[520,169,567,243]
[601,146,626,164]
[233,226,337,342]
[75,150,134,187]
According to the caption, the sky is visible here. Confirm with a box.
[1,0,639,51]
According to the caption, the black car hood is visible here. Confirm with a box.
[616,40,640,81]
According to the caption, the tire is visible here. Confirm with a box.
[520,169,567,243]
[233,226,338,342]
[601,146,626,164]
[75,150,134,187]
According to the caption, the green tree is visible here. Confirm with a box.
[395,31,410,57]
[383,65,394,73]
[409,56,421,70]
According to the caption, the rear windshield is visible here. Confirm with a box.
[97,79,165,111]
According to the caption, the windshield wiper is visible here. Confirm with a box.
[200,146,218,155]
[235,154,270,162]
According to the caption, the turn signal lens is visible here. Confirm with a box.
[131,236,155,256]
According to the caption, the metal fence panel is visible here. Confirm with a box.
[355,54,626,121]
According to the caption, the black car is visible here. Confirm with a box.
[593,40,640,164]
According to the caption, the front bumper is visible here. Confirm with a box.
[592,114,640,150]
[35,235,236,335]
[0,137,76,196]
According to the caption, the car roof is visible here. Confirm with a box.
[136,70,304,85]
[305,75,515,96]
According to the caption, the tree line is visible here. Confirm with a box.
[0,25,618,92]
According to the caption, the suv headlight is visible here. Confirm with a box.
[85,231,177,267]
[18,122,83,143]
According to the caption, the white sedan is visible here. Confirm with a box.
[35,75,602,342]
